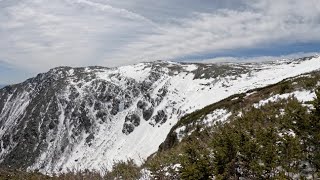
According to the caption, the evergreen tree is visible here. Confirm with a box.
[310,88,320,175]
[180,140,214,180]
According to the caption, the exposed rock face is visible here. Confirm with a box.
[154,110,167,125]
[122,113,141,134]
[0,56,319,173]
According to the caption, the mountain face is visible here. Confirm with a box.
[144,70,320,179]
[0,56,319,174]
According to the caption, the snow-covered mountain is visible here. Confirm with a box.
[0,56,320,174]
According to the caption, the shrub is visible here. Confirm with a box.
[104,159,141,180]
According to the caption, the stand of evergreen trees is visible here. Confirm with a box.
[147,89,320,180]
[209,91,320,179]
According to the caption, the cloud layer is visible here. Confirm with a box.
[112,0,320,62]
[0,0,319,83]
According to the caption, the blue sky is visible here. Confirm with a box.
[0,0,319,84]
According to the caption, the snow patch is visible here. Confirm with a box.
[182,64,198,71]
[175,126,186,142]
[253,90,315,108]
[118,63,151,82]
[203,109,232,126]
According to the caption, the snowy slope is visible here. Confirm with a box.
[0,56,319,174]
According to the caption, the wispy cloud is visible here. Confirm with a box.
[0,0,156,71]
[110,0,320,63]
[73,0,155,23]
[0,0,319,83]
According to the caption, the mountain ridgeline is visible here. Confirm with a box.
[148,70,320,179]
[0,56,319,176]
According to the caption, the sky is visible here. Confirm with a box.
[0,0,320,84]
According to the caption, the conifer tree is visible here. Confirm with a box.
[310,88,320,175]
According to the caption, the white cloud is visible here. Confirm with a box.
[0,0,156,71]
[110,0,320,63]
[0,0,319,78]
